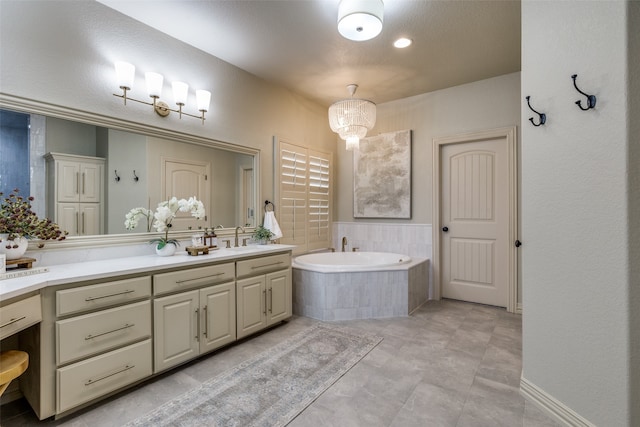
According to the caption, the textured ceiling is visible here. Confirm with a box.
[98,0,521,107]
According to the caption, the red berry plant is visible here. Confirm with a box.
[0,188,68,249]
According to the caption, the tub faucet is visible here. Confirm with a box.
[341,236,348,252]
[234,226,245,247]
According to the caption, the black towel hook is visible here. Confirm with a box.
[525,96,546,127]
[114,170,121,182]
[133,170,139,182]
[571,74,596,110]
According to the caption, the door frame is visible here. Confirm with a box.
[432,126,518,313]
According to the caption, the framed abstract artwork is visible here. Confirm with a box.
[353,129,411,218]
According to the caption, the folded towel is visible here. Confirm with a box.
[263,211,283,240]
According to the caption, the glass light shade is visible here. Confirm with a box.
[172,81,189,105]
[337,0,383,41]
[345,136,359,151]
[114,61,135,90]
[145,72,164,98]
[328,98,376,143]
[196,90,211,112]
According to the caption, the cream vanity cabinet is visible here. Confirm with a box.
[45,152,104,236]
[236,253,292,339]
[153,263,236,373]
[0,294,42,340]
[51,275,152,415]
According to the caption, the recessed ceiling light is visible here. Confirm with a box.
[394,38,412,48]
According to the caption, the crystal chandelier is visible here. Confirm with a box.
[328,84,376,151]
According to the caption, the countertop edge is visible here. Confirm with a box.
[0,245,295,301]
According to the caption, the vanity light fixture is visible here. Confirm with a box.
[113,61,211,124]
[337,0,384,41]
[328,84,376,151]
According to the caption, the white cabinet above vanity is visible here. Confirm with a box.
[0,245,293,421]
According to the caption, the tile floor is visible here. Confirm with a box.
[0,299,561,427]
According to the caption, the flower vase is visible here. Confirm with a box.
[0,234,29,260]
[155,243,177,257]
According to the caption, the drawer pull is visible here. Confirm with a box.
[268,288,273,313]
[85,289,135,301]
[0,316,27,329]
[84,364,135,386]
[175,273,224,284]
[251,261,284,270]
[85,323,135,340]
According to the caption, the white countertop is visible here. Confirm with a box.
[0,244,295,301]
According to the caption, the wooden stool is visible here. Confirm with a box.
[0,350,29,396]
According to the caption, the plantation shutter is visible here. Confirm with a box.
[278,142,307,247]
[275,138,332,254]
[307,151,331,250]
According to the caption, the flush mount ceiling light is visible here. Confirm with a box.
[328,84,376,151]
[113,61,211,124]
[337,0,384,41]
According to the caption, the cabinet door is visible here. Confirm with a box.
[80,203,101,235]
[153,290,199,373]
[80,162,102,203]
[236,276,266,339]
[266,269,292,325]
[200,282,236,354]
[57,160,80,203]
[57,203,79,236]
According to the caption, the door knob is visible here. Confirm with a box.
[515,240,522,247]
[442,226,449,232]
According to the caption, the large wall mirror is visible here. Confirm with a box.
[0,97,259,247]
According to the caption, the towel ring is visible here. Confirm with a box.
[264,200,275,213]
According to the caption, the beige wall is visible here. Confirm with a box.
[521,2,639,425]
[0,1,335,215]
[336,72,521,223]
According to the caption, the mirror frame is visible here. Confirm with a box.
[0,93,261,249]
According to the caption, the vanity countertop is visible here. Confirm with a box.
[0,244,295,301]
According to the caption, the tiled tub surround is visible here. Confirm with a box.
[293,257,429,321]
[333,222,432,260]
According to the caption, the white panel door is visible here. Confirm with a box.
[441,138,510,307]
[162,159,210,229]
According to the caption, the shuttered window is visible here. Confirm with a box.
[275,139,332,253]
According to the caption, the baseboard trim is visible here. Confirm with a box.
[520,376,596,427]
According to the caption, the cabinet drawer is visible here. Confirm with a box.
[56,300,151,365]
[236,253,291,278]
[56,276,151,316]
[0,294,42,340]
[154,263,234,296]
[57,339,152,413]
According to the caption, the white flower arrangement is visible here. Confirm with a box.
[125,196,206,248]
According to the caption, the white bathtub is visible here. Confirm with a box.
[293,251,411,272]
[292,251,429,321]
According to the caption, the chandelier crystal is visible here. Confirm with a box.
[328,84,376,151]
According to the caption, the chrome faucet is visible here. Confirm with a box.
[341,236,348,252]
[234,226,245,247]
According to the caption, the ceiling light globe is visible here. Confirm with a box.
[338,0,383,41]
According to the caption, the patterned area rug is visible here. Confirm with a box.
[126,324,382,427]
